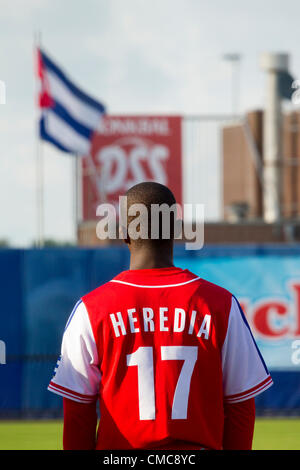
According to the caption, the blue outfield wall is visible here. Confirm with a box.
[0,245,300,417]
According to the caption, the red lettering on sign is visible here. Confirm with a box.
[291,283,300,336]
[252,302,289,338]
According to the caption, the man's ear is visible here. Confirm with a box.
[119,224,130,245]
[176,218,184,238]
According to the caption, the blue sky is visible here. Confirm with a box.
[1,0,300,246]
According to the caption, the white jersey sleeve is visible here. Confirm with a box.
[222,296,273,403]
[48,300,101,403]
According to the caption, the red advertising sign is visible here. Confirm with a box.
[82,115,182,220]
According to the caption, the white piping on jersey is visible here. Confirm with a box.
[64,299,82,332]
[110,276,202,288]
[224,376,273,404]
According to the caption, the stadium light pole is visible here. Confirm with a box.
[222,53,241,116]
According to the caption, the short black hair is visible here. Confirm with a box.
[126,181,176,208]
[123,182,177,245]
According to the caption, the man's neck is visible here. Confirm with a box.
[129,246,174,270]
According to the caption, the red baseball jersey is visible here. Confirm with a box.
[48,267,273,449]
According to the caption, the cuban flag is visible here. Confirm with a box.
[37,48,106,155]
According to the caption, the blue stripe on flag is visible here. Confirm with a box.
[51,100,93,140]
[40,50,106,113]
[40,117,73,154]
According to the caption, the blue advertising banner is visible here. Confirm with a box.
[0,250,23,413]
[0,246,299,415]
[175,246,300,372]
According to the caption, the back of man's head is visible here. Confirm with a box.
[122,182,178,248]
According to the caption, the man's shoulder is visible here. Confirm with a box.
[198,277,232,298]
[80,269,233,308]
[187,273,233,310]
[82,278,119,304]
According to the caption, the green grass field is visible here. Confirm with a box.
[0,418,299,450]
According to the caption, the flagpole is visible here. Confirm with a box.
[73,155,81,244]
[34,31,44,248]
[77,155,83,224]
[36,113,44,248]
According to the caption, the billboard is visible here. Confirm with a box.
[175,248,300,371]
[1,246,300,414]
[82,115,182,220]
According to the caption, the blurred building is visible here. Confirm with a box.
[77,109,300,247]
[223,109,300,222]
[78,218,300,246]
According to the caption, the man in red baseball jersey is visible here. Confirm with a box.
[48,182,273,450]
